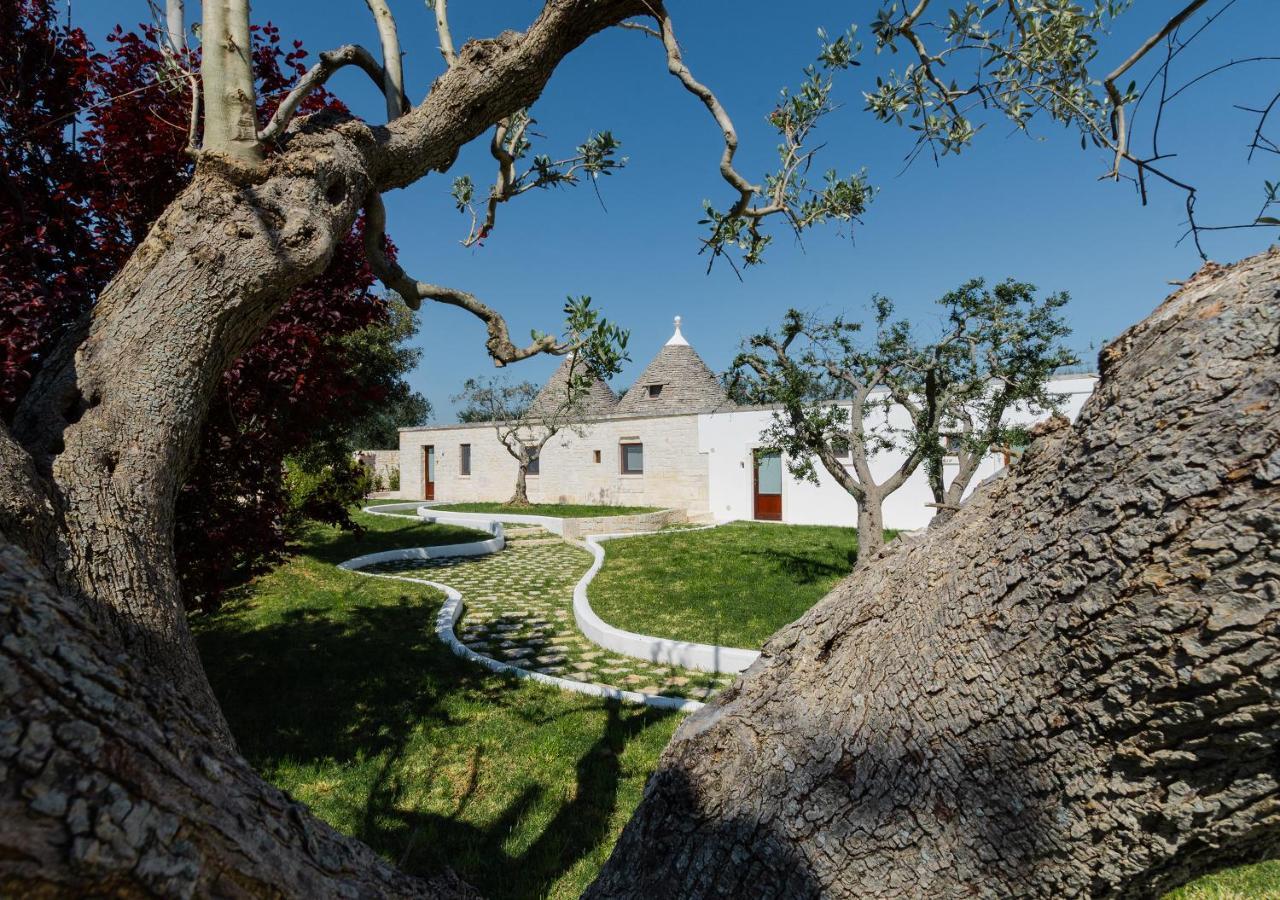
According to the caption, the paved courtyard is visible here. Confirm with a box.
[367,525,733,701]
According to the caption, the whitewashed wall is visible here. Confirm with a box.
[399,414,711,513]
[400,375,1096,529]
[699,374,1098,530]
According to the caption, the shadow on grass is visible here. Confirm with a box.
[199,583,673,900]
[742,547,859,584]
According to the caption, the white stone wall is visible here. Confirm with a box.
[399,414,711,513]
[400,375,1097,527]
[699,374,1099,530]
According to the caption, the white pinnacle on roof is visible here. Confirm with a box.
[617,315,734,414]
[666,315,690,346]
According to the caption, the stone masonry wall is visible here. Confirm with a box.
[398,414,710,514]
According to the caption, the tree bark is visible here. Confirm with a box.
[589,249,1280,898]
[0,536,476,898]
[856,490,886,564]
[510,460,532,506]
[7,0,646,746]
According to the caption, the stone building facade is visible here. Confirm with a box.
[399,318,1098,529]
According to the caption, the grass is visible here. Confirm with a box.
[195,510,1276,898]
[431,501,661,518]
[587,521,866,649]
[1168,863,1280,899]
[194,510,679,900]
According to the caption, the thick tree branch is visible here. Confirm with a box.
[200,0,260,162]
[362,192,565,366]
[258,44,400,144]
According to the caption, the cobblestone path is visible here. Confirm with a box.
[367,526,733,702]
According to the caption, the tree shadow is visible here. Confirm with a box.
[197,584,673,900]
[742,547,857,584]
[362,701,673,900]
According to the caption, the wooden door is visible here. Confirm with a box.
[423,445,435,500]
[753,449,782,521]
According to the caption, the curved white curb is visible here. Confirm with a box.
[416,506,567,536]
[338,522,505,570]
[573,530,761,675]
[339,524,704,713]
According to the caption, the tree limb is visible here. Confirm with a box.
[362,0,410,120]
[1102,0,1210,179]
[430,0,457,66]
[258,44,400,144]
[653,3,760,216]
[362,192,566,366]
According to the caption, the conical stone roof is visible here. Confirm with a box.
[528,354,619,420]
[617,317,732,415]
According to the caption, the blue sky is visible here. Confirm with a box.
[79,1,1275,420]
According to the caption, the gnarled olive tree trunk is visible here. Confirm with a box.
[0,1,644,890]
[0,538,475,898]
[590,249,1280,898]
[1,0,644,750]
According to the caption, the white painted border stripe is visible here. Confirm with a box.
[339,533,704,713]
[573,530,761,674]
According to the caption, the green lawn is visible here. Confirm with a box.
[587,521,866,648]
[1167,863,1280,899]
[194,510,1276,898]
[431,501,661,518]
[194,510,680,900]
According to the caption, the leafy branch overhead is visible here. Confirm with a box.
[450,114,627,247]
[672,20,871,270]
[862,0,1280,257]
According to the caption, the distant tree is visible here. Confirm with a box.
[734,279,1075,562]
[453,297,627,506]
[331,295,433,449]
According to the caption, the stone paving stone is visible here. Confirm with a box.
[374,532,732,702]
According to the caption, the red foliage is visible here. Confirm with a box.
[0,0,106,413]
[1,6,397,608]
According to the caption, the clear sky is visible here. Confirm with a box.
[78,1,1276,420]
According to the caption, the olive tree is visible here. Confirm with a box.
[734,278,1075,562]
[1,0,1276,895]
[453,295,627,505]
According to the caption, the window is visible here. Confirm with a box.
[646,384,663,398]
[830,436,851,459]
[620,442,644,474]
[593,449,601,464]
[526,447,540,476]
[943,434,963,456]
[459,443,471,476]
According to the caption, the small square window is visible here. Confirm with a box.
[460,443,471,476]
[593,450,601,464]
[620,442,644,474]
[647,384,663,398]
[830,436,850,459]
[526,447,540,476]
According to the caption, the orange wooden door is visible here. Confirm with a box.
[753,449,782,521]
[424,445,435,500]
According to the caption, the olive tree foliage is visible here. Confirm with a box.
[452,296,628,505]
[864,0,1280,256]
[733,279,1075,562]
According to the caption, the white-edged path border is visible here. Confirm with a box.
[339,525,704,713]
[574,530,761,674]
[363,503,762,676]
